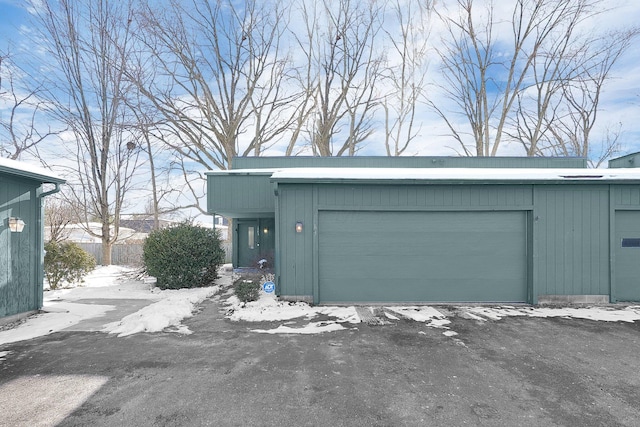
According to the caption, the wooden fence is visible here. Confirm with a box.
[77,241,232,266]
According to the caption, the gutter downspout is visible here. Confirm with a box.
[36,182,63,310]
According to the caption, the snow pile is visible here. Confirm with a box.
[462,305,640,322]
[387,306,457,336]
[225,289,359,334]
[387,306,451,327]
[0,265,220,344]
[103,286,218,337]
[251,322,348,335]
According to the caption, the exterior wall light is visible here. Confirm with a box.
[263,227,269,234]
[295,221,303,233]
[8,217,25,233]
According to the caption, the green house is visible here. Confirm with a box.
[207,155,640,305]
[1,158,65,319]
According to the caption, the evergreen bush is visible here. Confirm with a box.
[143,221,225,290]
[234,277,261,303]
[44,241,97,289]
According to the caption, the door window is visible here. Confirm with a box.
[248,226,255,249]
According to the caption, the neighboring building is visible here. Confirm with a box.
[1,158,65,319]
[118,214,230,241]
[204,155,640,305]
[45,222,147,244]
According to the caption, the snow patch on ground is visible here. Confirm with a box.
[386,306,455,336]
[103,286,218,337]
[252,322,347,334]
[0,302,115,345]
[0,265,220,344]
[225,290,359,335]
[462,305,640,322]
[4,264,640,341]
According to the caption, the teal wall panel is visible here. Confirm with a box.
[276,185,314,298]
[613,210,640,301]
[533,186,610,297]
[277,183,534,302]
[234,156,587,169]
[317,185,533,209]
[0,174,40,317]
[609,153,640,168]
[207,174,275,217]
[614,187,640,207]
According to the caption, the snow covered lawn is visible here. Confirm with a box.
[2,264,640,345]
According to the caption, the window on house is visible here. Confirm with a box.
[248,226,255,249]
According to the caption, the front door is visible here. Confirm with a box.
[237,220,259,267]
[615,211,640,301]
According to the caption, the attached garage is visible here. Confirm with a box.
[318,210,528,304]
[206,155,640,305]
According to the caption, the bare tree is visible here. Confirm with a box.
[133,0,295,173]
[430,0,634,158]
[32,0,142,265]
[509,22,638,162]
[294,0,386,156]
[0,50,63,159]
[382,0,432,156]
[44,194,82,243]
[541,29,639,165]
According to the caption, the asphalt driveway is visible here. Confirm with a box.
[1,296,640,426]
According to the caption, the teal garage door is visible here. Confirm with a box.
[615,211,640,301]
[318,211,528,303]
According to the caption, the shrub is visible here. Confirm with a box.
[234,277,261,303]
[143,221,225,290]
[44,241,97,290]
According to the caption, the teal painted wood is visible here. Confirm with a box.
[234,156,587,169]
[207,174,275,217]
[317,184,533,209]
[317,211,528,303]
[276,185,314,298]
[0,174,39,317]
[613,186,640,207]
[276,183,533,302]
[208,156,587,217]
[533,186,610,297]
[613,210,640,301]
[609,152,640,168]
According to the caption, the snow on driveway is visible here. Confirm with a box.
[0,266,220,345]
[2,265,640,344]
[224,286,640,336]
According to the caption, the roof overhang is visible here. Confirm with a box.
[0,157,66,184]
[268,167,640,185]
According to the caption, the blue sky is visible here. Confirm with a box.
[0,1,28,42]
[1,0,639,161]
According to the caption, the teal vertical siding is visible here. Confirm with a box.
[207,174,275,217]
[614,187,640,206]
[0,175,39,317]
[234,156,587,169]
[277,185,314,299]
[277,183,533,301]
[275,180,640,303]
[317,185,533,209]
[533,186,610,297]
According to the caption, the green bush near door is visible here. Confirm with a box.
[143,222,225,290]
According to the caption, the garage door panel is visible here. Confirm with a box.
[318,211,527,303]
